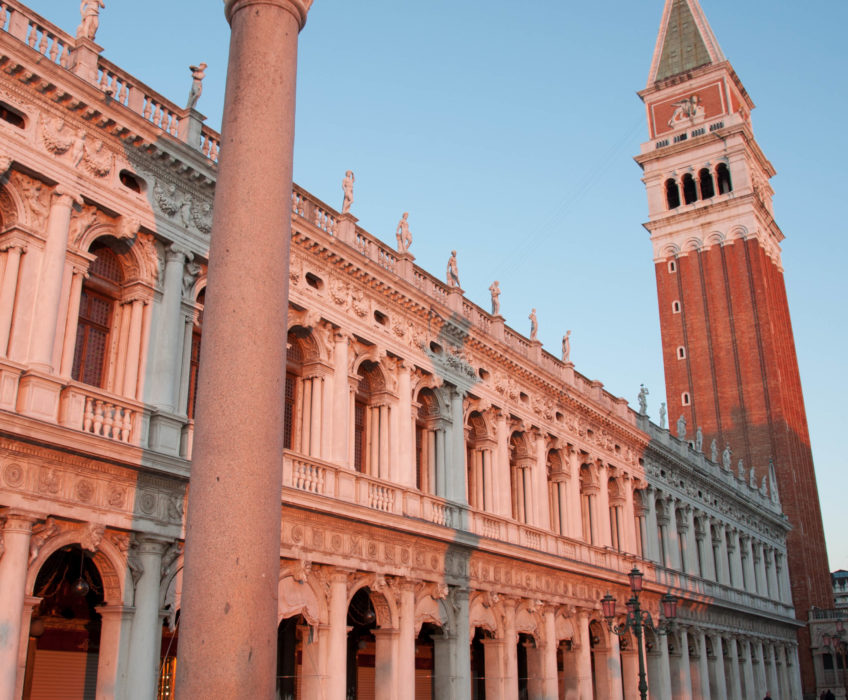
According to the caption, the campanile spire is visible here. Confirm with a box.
[637,2,832,694]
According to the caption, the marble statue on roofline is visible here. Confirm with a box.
[529,309,538,340]
[77,0,105,41]
[446,250,459,288]
[695,426,703,453]
[710,438,718,462]
[659,402,667,429]
[561,330,571,363]
[187,63,208,110]
[489,281,501,315]
[676,414,686,439]
[722,444,732,471]
[637,384,649,415]
[342,171,355,214]
[396,212,412,253]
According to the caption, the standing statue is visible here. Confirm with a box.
[676,414,686,439]
[710,438,718,463]
[749,466,757,489]
[186,63,208,110]
[396,212,412,253]
[695,426,703,453]
[77,0,105,41]
[737,459,745,481]
[529,309,538,340]
[489,281,501,315]
[562,330,572,363]
[446,250,460,288]
[659,402,666,429]
[637,384,649,416]
[341,170,355,214]
[722,444,732,471]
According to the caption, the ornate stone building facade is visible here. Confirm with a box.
[0,1,810,699]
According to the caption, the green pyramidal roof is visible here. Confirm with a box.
[651,0,725,84]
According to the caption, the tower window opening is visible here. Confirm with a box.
[677,346,686,359]
[716,163,733,194]
[682,173,698,204]
[665,178,680,209]
[672,300,681,314]
[699,168,715,199]
[668,260,677,273]
[682,392,691,406]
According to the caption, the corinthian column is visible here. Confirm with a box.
[175,1,311,698]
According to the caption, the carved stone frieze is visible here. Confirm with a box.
[12,171,49,228]
[82,139,113,177]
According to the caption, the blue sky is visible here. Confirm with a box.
[24,1,848,569]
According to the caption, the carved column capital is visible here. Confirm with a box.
[52,185,83,208]
[166,243,193,264]
[224,0,312,30]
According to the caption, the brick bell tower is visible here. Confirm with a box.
[636,0,832,691]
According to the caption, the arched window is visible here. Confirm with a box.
[415,387,442,494]
[356,361,390,478]
[579,463,598,544]
[466,411,493,510]
[682,173,698,204]
[665,178,680,209]
[698,167,715,199]
[72,244,123,387]
[608,477,624,551]
[283,328,304,451]
[547,450,567,535]
[716,163,732,194]
[509,432,533,524]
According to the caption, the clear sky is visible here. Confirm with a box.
[24,1,848,570]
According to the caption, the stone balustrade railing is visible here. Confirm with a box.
[59,382,141,445]
[280,451,794,616]
[0,1,72,68]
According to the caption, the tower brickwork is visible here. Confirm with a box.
[637,0,832,693]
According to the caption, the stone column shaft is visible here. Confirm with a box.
[0,512,36,700]
[576,612,593,700]
[59,267,85,376]
[655,634,673,700]
[175,0,310,697]
[645,489,660,562]
[697,631,711,699]
[710,635,728,700]
[30,190,78,370]
[728,638,743,700]
[150,246,189,410]
[397,584,415,700]
[326,573,348,700]
[126,538,168,700]
[332,334,350,466]
[95,605,134,700]
[0,245,24,356]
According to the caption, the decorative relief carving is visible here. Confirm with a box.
[69,205,102,246]
[3,462,24,487]
[29,517,58,563]
[40,115,75,155]
[14,172,50,228]
[82,139,113,177]
[80,522,105,552]
[190,198,213,235]
[153,180,182,217]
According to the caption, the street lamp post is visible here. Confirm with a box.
[822,619,848,698]
[601,567,679,700]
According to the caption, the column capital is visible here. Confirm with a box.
[166,243,193,264]
[0,508,42,530]
[224,0,312,30]
[52,185,84,208]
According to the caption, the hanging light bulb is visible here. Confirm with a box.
[72,549,89,597]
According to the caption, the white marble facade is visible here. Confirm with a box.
[0,2,802,699]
